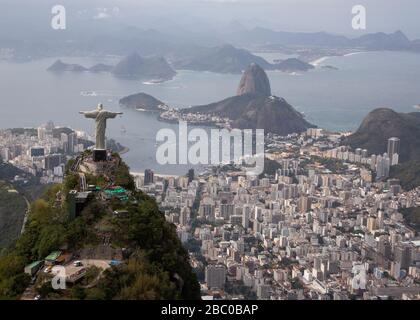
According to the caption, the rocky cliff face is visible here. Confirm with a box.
[232,95,314,135]
[237,63,271,96]
[185,63,314,135]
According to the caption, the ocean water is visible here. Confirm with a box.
[0,51,419,174]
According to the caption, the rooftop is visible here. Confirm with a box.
[44,251,62,261]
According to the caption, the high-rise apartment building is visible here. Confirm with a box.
[205,264,227,289]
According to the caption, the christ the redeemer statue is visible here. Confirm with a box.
[79,103,123,150]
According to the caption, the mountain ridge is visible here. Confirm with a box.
[344,108,420,190]
[344,107,420,163]
[227,28,415,51]
[183,63,315,135]
[171,44,314,74]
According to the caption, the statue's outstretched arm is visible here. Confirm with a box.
[105,111,123,118]
[79,111,98,119]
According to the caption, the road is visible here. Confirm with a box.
[20,194,30,235]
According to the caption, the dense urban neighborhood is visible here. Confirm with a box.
[137,128,420,300]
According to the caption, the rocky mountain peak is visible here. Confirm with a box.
[237,63,272,96]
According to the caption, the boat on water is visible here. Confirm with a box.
[80,91,98,97]
[142,79,164,85]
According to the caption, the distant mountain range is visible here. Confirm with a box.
[171,44,314,74]
[227,28,413,51]
[352,31,412,50]
[6,21,420,62]
[43,30,417,77]
[171,44,272,73]
[47,53,177,81]
[49,45,314,80]
[35,29,420,77]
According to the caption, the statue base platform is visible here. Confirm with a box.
[93,149,107,162]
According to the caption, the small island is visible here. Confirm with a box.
[273,58,315,72]
[119,92,170,112]
[47,60,88,72]
[47,53,177,82]
[321,65,339,71]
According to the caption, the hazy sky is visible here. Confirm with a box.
[1,0,420,39]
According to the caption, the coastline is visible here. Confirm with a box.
[310,56,332,67]
[157,115,222,129]
[134,108,160,113]
[343,51,367,57]
[310,50,366,67]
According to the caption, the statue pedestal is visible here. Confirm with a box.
[93,149,107,162]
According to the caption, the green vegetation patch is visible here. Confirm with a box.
[0,156,200,300]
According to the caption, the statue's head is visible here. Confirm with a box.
[97,103,103,110]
